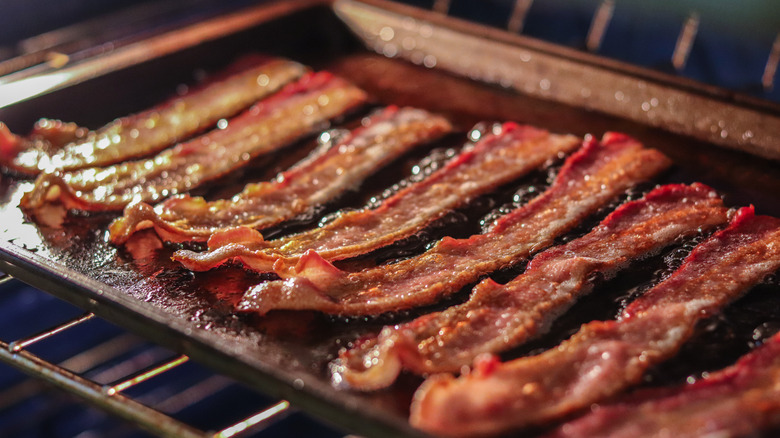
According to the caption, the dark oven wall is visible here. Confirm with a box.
[2,0,778,103]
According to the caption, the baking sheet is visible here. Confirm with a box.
[1,1,780,437]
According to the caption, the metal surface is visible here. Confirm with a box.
[214,401,291,438]
[764,33,780,91]
[0,0,324,109]
[1,1,780,437]
[336,0,780,161]
[9,312,95,353]
[0,274,298,438]
[585,0,614,52]
[0,308,207,438]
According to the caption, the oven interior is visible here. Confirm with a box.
[1,1,779,437]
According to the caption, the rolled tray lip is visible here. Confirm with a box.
[346,0,780,116]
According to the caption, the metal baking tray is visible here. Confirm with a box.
[1,1,780,437]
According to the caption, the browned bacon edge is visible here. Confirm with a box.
[332,183,729,390]
[172,123,579,270]
[0,118,88,168]
[410,206,780,437]
[1,58,306,176]
[546,331,780,438]
[19,72,367,213]
[544,330,780,437]
[235,132,670,317]
[107,106,452,244]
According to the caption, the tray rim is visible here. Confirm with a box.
[337,0,780,161]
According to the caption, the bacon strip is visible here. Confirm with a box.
[547,332,780,438]
[173,123,579,270]
[1,59,306,175]
[108,106,452,244]
[19,72,367,212]
[236,132,670,316]
[333,183,729,390]
[410,207,780,437]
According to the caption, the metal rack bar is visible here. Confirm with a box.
[586,0,614,52]
[507,0,534,34]
[672,12,699,71]
[432,0,450,15]
[104,355,189,396]
[0,333,142,411]
[0,273,12,287]
[0,337,206,438]
[763,33,780,91]
[8,312,94,352]
[213,400,291,438]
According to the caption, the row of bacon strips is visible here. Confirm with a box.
[6,56,780,437]
[201,118,778,438]
[17,70,373,213]
[1,57,307,175]
[412,207,780,437]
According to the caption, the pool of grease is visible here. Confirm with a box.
[1,4,780,437]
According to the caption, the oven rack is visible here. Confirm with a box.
[0,272,340,438]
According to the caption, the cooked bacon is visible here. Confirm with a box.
[173,123,579,270]
[547,332,780,438]
[108,106,452,244]
[410,207,780,437]
[333,183,729,390]
[1,59,306,175]
[19,72,367,212]
[236,132,670,316]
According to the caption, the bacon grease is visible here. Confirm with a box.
[236,132,670,316]
[410,207,780,437]
[333,183,729,390]
[547,331,780,438]
[108,106,452,244]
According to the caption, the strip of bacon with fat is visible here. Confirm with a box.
[1,58,306,175]
[172,123,579,268]
[236,132,670,316]
[332,183,729,390]
[410,207,780,437]
[108,106,452,244]
[19,72,367,212]
[546,331,780,438]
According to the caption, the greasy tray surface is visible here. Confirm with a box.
[2,2,780,437]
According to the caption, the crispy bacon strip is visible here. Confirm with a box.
[108,106,452,244]
[236,132,670,316]
[547,332,780,438]
[333,183,729,390]
[410,207,780,437]
[1,59,306,175]
[19,72,367,212]
[173,123,579,270]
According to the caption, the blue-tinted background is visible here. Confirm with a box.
[0,0,777,100]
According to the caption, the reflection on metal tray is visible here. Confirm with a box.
[1,1,780,437]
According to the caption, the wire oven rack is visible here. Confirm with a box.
[0,272,321,438]
[0,1,778,437]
